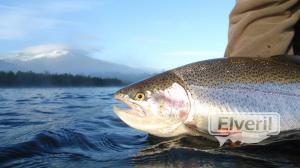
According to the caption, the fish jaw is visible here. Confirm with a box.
[113,93,146,117]
[113,93,150,132]
[114,103,189,137]
[113,104,187,137]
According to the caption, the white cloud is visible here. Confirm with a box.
[10,44,71,61]
[0,0,96,40]
[0,9,61,39]
[0,43,102,61]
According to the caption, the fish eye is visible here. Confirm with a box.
[135,92,145,101]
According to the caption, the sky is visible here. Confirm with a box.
[0,0,235,70]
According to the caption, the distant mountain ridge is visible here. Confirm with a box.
[0,45,152,83]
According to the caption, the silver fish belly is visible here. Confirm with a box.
[188,83,300,131]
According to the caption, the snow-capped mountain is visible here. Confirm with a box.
[9,44,71,61]
[0,44,151,82]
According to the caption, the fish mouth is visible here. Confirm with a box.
[113,93,146,117]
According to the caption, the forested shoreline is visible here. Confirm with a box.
[0,71,124,87]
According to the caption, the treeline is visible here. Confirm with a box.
[0,71,124,87]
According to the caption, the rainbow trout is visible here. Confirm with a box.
[113,56,300,146]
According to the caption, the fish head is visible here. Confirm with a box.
[113,72,191,137]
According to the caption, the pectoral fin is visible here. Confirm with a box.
[184,122,217,142]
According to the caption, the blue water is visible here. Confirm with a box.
[0,87,299,168]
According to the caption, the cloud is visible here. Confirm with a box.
[0,0,96,40]
[1,43,99,61]
[9,44,70,61]
[0,9,61,39]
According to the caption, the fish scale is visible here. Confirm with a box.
[114,56,300,145]
[169,57,300,131]
[189,84,300,131]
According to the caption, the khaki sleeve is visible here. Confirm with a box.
[225,0,300,58]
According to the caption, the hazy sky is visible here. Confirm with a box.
[0,0,235,70]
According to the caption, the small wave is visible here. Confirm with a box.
[0,129,97,163]
[15,99,31,103]
[0,112,24,117]
[95,116,128,128]
[0,119,43,127]
[75,96,88,99]
[0,129,147,165]
[131,147,280,168]
[131,132,300,167]
[100,97,111,100]
[32,109,54,114]
[63,105,95,109]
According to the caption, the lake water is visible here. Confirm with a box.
[0,87,299,168]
